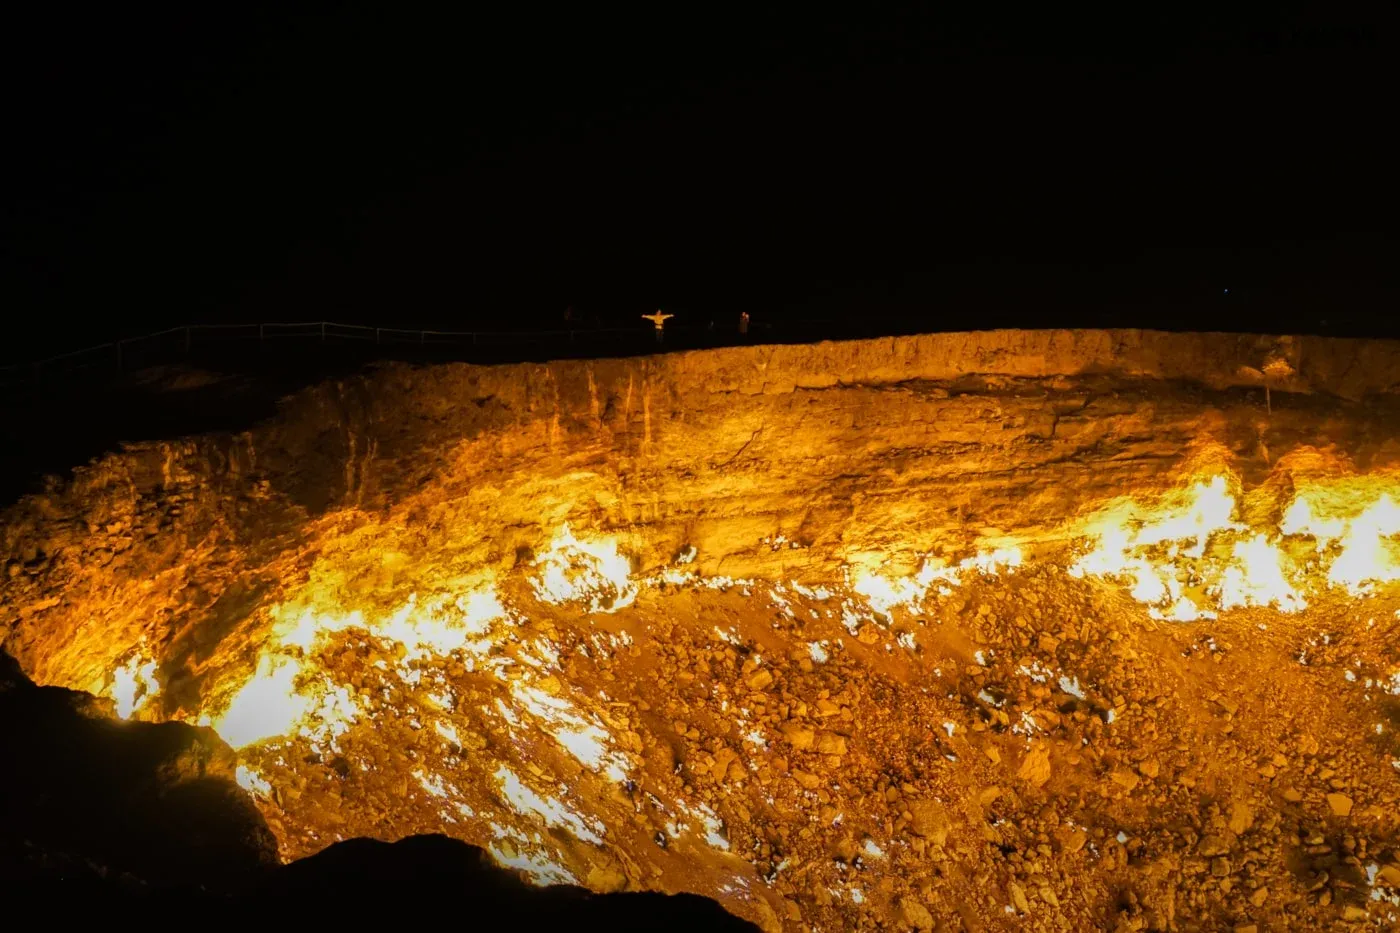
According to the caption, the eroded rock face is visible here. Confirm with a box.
[5,329,1398,689]
[6,329,1400,930]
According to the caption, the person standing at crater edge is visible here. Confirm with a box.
[642,309,673,344]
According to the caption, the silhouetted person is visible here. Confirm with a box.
[642,310,673,345]
[738,311,750,336]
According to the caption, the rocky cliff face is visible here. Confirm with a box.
[5,329,1400,931]
[5,329,1399,688]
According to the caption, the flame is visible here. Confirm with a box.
[1071,476,1246,620]
[62,495,1400,908]
[204,584,506,749]
[274,589,505,660]
[489,844,579,886]
[1213,533,1307,613]
[108,653,159,720]
[851,572,925,618]
[851,546,1023,617]
[212,655,315,749]
[511,681,632,783]
[235,764,273,797]
[1071,476,1238,576]
[1072,472,1400,615]
[1132,475,1239,557]
[176,555,644,883]
[1282,487,1400,595]
[531,524,637,613]
[494,765,605,845]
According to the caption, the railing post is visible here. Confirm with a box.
[321,322,326,342]
[183,327,191,352]
[259,323,265,340]
[376,328,381,344]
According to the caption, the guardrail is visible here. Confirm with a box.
[0,320,780,390]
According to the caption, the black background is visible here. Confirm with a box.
[2,4,1397,364]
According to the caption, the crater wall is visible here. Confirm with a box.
[4,329,1400,689]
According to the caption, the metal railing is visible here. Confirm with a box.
[0,320,786,389]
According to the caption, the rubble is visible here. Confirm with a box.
[6,331,1400,929]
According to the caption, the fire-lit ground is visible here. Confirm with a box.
[93,474,1400,930]
[9,331,1400,930]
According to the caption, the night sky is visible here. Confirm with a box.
[2,6,1397,363]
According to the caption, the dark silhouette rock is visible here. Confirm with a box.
[0,648,278,894]
[263,834,757,929]
[0,649,755,930]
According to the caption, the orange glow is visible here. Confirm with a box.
[212,655,316,749]
[107,652,159,720]
[1282,485,1400,595]
[1213,533,1306,613]
[1069,476,1244,621]
[530,524,637,612]
[851,546,1023,617]
[63,478,1400,908]
[1069,471,1400,618]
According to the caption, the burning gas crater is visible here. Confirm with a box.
[98,468,1400,892]
[856,471,1400,624]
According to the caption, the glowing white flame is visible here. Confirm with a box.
[275,588,505,660]
[489,844,578,886]
[1133,476,1239,556]
[1285,491,1400,595]
[235,764,273,797]
[494,766,605,845]
[415,769,452,799]
[531,524,637,613]
[1213,533,1306,613]
[1070,473,1400,615]
[1072,476,1243,620]
[511,683,631,783]
[851,573,924,618]
[109,654,159,720]
[213,655,311,749]
[851,547,1022,617]
[206,586,504,748]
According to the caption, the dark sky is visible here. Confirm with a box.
[2,5,1397,362]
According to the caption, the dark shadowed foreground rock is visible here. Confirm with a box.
[0,649,753,929]
[0,648,279,891]
[262,834,757,928]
